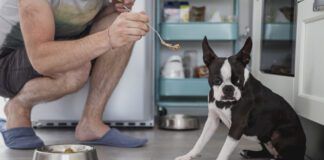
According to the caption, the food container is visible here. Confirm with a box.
[189,6,206,22]
[33,144,98,160]
[180,1,190,22]
[194,65,209,78]
[162,55,185,79]
[159,114,200,130]
[164,1,181,23]
[183,50,198,78]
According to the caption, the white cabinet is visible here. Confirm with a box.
[294,0,324,125]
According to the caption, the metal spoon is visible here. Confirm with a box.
[122,5,181,50]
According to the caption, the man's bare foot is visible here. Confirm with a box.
[4,99,32,129]
[75,119,110,141]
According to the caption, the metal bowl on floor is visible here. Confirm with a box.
[159,114,200,130]
[33,144,98,160]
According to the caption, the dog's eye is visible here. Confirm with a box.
[232,76,240,85]
[214,78,223,85]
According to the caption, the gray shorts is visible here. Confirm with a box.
[0,23,94,98]
[0,47,42,98]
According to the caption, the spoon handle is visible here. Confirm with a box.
[122,5,166,44]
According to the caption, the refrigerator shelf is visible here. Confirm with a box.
[160,23,239,41]
[158,101,208,108]
[159,78,209,97]
[263,23,293,40]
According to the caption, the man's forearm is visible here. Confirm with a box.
[29,30,111,75]
[20,0,146,76]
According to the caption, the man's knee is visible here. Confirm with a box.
[63,63,91,93]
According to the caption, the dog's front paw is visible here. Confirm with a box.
[175,154,199,160]
[240,149,274,159]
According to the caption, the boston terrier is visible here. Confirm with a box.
[175,37,306,160]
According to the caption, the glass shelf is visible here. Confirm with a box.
[158,101,208,108]
[160,78,209,97]
[160,23,238,41]
[263,23,293,40]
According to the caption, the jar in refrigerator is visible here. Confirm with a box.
[182,50,198,78]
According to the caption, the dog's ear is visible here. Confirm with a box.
[202,36,217,66]
[236,37,252,66]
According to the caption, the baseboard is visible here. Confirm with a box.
[32,120,155,128]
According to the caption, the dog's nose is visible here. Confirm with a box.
[223,85,235,97]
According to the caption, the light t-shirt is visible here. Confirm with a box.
[0,0,108,50]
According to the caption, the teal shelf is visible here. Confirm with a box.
[158,101,208,108]
[160,78,210,97]
[160,23,238,41]
[264,23,293,40]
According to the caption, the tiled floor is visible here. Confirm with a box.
[0,124,266,160]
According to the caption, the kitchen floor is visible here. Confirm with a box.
[0,124,266,160]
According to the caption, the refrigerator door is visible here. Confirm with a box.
[251,0,296,105]
[31,1,155,127]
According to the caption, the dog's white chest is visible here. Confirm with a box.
[242,135,260,142]
[211,105,232,128]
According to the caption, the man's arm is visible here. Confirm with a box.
[19,0,111,75]
[19,0,148,76]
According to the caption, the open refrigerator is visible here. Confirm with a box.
[31,0,155,128]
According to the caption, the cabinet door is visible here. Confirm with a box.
[294,0,324,125]
[252,0,296,104]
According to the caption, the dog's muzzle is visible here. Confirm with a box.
[222,85,235,99]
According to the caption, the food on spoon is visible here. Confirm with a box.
[161,41,181,50]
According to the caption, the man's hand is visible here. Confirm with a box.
[108,12,149,48]
[113,0,135,13]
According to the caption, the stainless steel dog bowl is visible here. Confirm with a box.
[159,114,200,130]
[33,144,98,160]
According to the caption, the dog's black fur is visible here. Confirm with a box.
[203,37,306,160]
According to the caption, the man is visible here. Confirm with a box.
[0,0,149,149]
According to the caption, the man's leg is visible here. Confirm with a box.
[75,44,133,140]
[5,63,91,129]
[75,11,147,147]
[0,50,91,149]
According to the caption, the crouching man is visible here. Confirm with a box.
[0,0,149,149]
